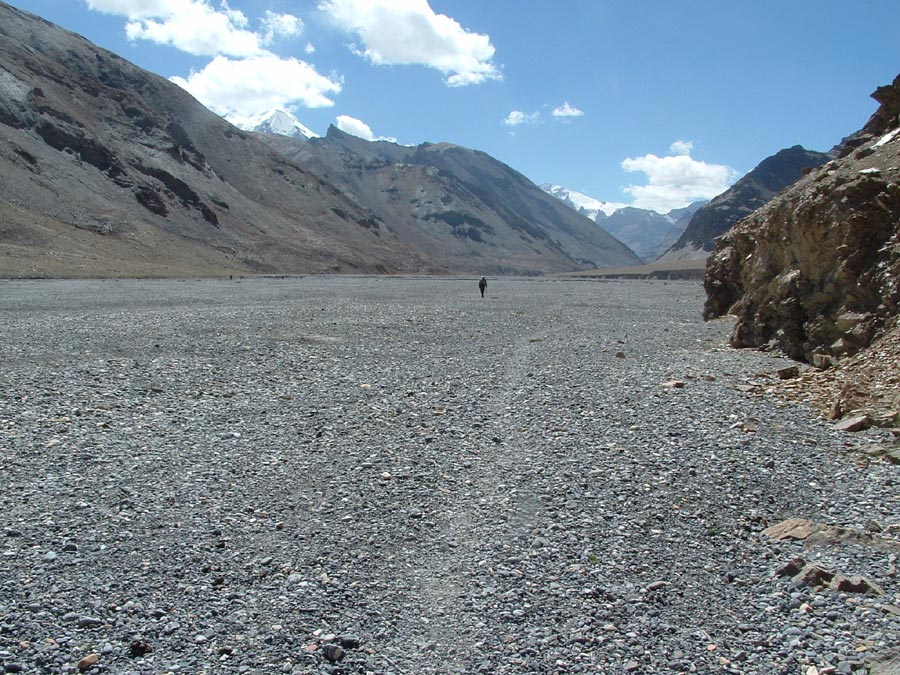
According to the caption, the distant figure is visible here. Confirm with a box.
[479,276,487,298]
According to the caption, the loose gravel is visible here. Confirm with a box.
[0,276,898,675]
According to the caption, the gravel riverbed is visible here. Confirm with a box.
[1,276,898,675]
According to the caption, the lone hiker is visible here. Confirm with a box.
[479,276,487,298]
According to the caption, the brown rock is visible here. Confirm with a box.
[829,399,842,420]
[776,365,800,380]
[762,517,820,541]
[775,557,807,578]
[793,564,835,588]
[662,380,685,388]
[834,414,871,432]
[830,574,884,595]
[77,654,99,672]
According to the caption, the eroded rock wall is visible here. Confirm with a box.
[704,74,900,364]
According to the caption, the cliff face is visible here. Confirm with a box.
[704,74,900,366]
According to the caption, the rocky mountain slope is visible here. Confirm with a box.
[0,2,639,277]
[261,127,642,274]
[704,73,900,427]
[660,146,831,262]
[0,2,442,277]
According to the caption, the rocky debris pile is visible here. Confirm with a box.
[774,319,900,430]
[1,277,899,674]
[704,73,900,427]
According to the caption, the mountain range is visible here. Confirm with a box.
[540,184,703,262]
[0,1,640,277]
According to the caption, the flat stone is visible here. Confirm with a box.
[763,517,819,541]
[776,365,800,380]
[833,414,871,432]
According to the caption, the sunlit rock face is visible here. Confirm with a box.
[704,74,900,363]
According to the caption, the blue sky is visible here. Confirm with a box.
[8,0,900,212]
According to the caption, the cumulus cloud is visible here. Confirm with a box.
[669,139,693,156]
[171,55,342,115]
[83,0,340,114]
[621,142,738,212]
[261,11,304,45]
[336,115,396,143]
[85,0,267,56]
[86,0,178,19]
[336,115,375,140]
[502,110,539,127]
[319,0,501,86]
[87,1,304,56]
[552,101,583,118]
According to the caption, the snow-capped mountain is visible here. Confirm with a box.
[225,109,318,140]
[541,183,703,262]
[540,184,626,220]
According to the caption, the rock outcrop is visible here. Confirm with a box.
[704,74,900,366]
[661,146,831,262]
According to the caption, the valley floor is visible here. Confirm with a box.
[0,277,898,674]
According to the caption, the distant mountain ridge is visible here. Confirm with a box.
[541,184,703,262]
[660,145,832,262]
[0,1,640,277]
[260,126,643,274]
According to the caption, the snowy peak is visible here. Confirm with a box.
[542,183,705,262]
[225,109,318,140]
[540,183,626,219]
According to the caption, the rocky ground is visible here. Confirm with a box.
[1,277,898,675]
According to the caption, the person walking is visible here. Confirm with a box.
[478,276,487,298]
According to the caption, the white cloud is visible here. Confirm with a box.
[337,114,375,141]
[305,42,316,54]
[171,55,342,115]
[552,101,583,118]
[84,0,335,114]
[502,110,539,127]
[319,0,501,86]
[86,0,179,19]
[621,143,738,212]
[335,115,396,142]
[261,11,304,45]
[87,0,304,57]
[670,139,693,156]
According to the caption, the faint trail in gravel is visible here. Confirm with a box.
[1,277,898,675]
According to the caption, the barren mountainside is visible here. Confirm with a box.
[0,2,445,277]
[260,127,642,275]
[0,2,640,277]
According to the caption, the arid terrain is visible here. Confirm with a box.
[1,277,898,674]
